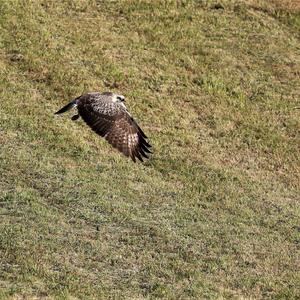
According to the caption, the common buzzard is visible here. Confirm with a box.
[55,92,151,162]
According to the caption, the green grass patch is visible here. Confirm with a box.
[0,0,299,299]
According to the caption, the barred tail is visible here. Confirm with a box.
[54,99,77,114]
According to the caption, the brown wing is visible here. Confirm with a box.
[104,113,152,162]
[77,99,151,162]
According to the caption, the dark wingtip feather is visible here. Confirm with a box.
[138,127,147,139]
[136,152,144,162]
[54,100,76,115]
[130,153,136,162]
[141,143,152,153]
[139,148,149,159]
[138,133,151,145]
[140,137,151,148]
[71,114,80,121]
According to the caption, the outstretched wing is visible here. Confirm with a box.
[77,95,151,162]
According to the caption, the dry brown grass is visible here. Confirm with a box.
[270,0,300,11]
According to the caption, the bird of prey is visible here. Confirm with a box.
[55,92,151,162]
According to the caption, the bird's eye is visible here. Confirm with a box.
[117,96,125,102]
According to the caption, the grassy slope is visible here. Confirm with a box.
[0,0,299,299]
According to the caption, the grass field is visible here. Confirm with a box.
[0,0,299,299]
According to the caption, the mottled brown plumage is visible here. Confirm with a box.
[55,92,151,162]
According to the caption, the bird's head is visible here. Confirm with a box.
[112,94,125,103]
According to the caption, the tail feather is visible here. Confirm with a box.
[54,99,77,115]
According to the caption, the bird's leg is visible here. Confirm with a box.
[71,114,80,121]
